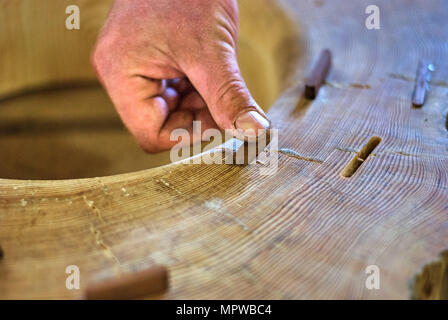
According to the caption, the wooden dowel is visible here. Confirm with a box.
[305,49,332,99]
[84,265,168,300]
[412,60,434,107]
[446,112,448,131]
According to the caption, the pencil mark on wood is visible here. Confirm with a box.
[89,223,121,272]
[326,81,371,90]
[95,177,109,196]
[389,73,447,88]
[277,148,324,164]
[156,179,183,196]
[388,73,414,82]
[205,198,251,231]
[83,195,104,222]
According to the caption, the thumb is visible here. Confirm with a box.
[185,52,271,140]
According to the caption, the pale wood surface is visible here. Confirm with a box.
[1,0,448,299]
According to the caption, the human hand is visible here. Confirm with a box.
[92,0,271,152]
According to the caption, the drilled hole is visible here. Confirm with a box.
[340,136,382,178]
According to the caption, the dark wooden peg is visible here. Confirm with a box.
[305,49,332,99]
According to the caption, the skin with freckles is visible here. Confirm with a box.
[92,0,271,153]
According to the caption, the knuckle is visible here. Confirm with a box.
[90,35,115,76]
[216,77,246,103]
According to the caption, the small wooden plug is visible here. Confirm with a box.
[412,60,434,108]
[84,265,168,300]
[305,49,332,99]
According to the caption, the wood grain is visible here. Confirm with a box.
[0,0,448,300]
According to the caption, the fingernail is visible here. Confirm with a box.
[234,110,271,137]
